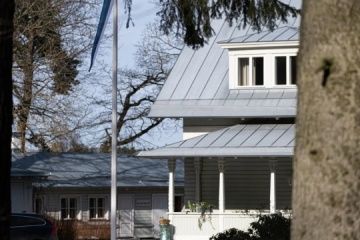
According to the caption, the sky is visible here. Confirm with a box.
[94,0,182,147]
[117,0,159,68]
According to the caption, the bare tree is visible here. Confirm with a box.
[50,131,95,152]
[89,22,182,151]
[12,0,98,152]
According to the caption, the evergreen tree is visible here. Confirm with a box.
[157,0,300,49]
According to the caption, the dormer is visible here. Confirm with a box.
[219,27,299,89]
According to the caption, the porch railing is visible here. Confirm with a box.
[168,211,261,240]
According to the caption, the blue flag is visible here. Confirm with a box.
[89,0,114,71]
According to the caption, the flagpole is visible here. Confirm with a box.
[111,0,118,239]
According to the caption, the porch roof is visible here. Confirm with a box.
[136,124,295,158]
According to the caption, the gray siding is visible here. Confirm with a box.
[35,187,183,238]
[11,181,33,212]
[184,159,196,204]
[184,157,292,211]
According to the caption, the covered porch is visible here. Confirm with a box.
[136,124,294,240]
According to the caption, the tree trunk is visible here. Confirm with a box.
[292,0,360,239]
[0,0,15,239]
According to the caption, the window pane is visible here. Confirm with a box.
[70,198,77,209]
[98,198,104,218]
[70,209,76,219]
[61,209,68,219]
[97,198,104,208]
[275,56,287,85]
[252,57,264,85]
[61,198,68,219]
[98,208,104,218]
[90,208,96,219]
[290,56,297,85]
[238,58,249,86]
[90,198,95,208]
[68,198,77,219]
[61,198,67,209]
[89,198,95,219]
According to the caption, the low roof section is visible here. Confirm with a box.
[12,153,184,188]
[148,0,301,119]
[11,167,49,180]
[136,124,295,158]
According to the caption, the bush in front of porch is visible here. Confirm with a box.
[209,214,291,240]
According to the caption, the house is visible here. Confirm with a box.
[11,167,49,213]
[11,152,184,239]
[135,1,301,239]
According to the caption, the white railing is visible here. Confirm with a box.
[168,211,260,240]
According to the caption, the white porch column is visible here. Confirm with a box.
[168,159,176,213]
[218,157,226,213]
[269,160,277,214]
[194,157,202,203]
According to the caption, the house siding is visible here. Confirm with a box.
[184,157,292,211]
[35,187,183,238]
[11,181,33,212]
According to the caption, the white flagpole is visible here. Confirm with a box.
[111,0,118,239]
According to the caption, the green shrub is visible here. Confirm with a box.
[249,214,290,240]
[209,214,291,240]
[209,228,252,240]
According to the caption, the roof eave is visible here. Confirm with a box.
[218,40,299,49]
[148,105,296,118]
[136,147,294,158]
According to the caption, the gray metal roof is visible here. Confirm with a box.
[149,88,297,118]
[136,124,295,158]
[218,26,299,44]
[11,167,49,178]
[148,0,301,118]
[11,153,184,187]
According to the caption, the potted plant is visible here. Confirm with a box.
[159,216,170,225]
[187,201,215,229]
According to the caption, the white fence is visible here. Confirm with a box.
[168,212,260,240]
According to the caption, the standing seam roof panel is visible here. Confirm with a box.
[210,125,247,147]
[185,21,235,99]
[226,125,262,147]
[171,19,225,100]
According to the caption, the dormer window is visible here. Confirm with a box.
[238,57,264,86]
[220,40,299,89]
[275,55,297,85]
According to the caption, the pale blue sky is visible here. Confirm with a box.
[98,0,182,148]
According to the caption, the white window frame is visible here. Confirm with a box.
[227,43,298,89]
[230,54,266,88]
[60,195,82,220]
[273,54,297,86]
[88,195,109,220]
[237,55,265,87]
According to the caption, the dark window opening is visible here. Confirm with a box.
[252,57,264,85]
[175,196,183,212]
[275,56,287,85]
[290,56,297,85]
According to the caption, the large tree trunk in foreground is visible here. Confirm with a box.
[0,0,15,239]
[292,0,360,239]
